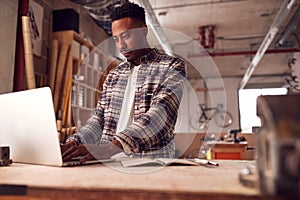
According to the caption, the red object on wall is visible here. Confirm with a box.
[208,26,215,49]
[199,26,206,48]
[199,25,215,49]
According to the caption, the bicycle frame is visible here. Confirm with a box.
[199,104,222,122]
[189,104,232,131]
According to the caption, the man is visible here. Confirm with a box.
[62,2,186,163]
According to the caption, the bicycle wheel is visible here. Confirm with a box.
[213,111,233,128]
[189,114,209,131]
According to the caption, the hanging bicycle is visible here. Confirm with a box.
[189,103,233,131]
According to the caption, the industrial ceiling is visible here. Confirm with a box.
[70,0,300,89]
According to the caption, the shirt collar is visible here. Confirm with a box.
[140,48,160,64]
[122,48,160,70]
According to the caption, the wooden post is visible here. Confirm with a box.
[13,0,28,92]
[21,16,36,89]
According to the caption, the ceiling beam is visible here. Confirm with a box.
[137,0,173,55]
[239,0,297,89]
[152,0,248,10]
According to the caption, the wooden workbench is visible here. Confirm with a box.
[0,160,293,200]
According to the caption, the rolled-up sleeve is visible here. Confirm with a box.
[66,72,112,145]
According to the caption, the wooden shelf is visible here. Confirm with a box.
[50,30,110,129]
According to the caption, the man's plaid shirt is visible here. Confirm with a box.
[68,48,186,158]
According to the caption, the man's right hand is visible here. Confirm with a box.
[61,141,123,163]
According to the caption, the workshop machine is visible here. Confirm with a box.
[256,94,300,197]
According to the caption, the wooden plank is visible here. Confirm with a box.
[48,39,59,92]
[0,161,257,195]
[53,43,69,114]
[52,30,73,46]
[61,49,73,126]
[73,31,95,50]
[26,188,266,200]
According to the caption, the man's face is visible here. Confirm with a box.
[112,17,148,62]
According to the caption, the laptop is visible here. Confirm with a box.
[0,87,113,167]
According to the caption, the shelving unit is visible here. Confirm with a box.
[50,30,113,130]
[71,60,104,127]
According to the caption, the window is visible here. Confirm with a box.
[238,88,287,133]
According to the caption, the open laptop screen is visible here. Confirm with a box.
[0,87,63,166]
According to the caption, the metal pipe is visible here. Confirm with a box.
[152,0,248,10]
[187,48,300,58]
[277,4,300,46]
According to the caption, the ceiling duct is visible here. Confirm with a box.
[70,0,173,55]
[239,0,297,89]
[70,0,99,4]
[83,0,112,9]
[70,0,128,35]
[277,4,300,47]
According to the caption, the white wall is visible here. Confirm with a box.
[221,77,241,131]
[0,0,18,94]
[175,77,241,133]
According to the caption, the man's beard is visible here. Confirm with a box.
[128,59,139,66]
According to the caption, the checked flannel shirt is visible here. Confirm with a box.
[67,48,186,158]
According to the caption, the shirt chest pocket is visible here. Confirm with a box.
[139,79,161,110]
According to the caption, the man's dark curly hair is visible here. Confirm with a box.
[111,2,146,24]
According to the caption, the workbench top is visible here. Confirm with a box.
[0,160,290,200]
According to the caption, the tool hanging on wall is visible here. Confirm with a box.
[21,16,36,89]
